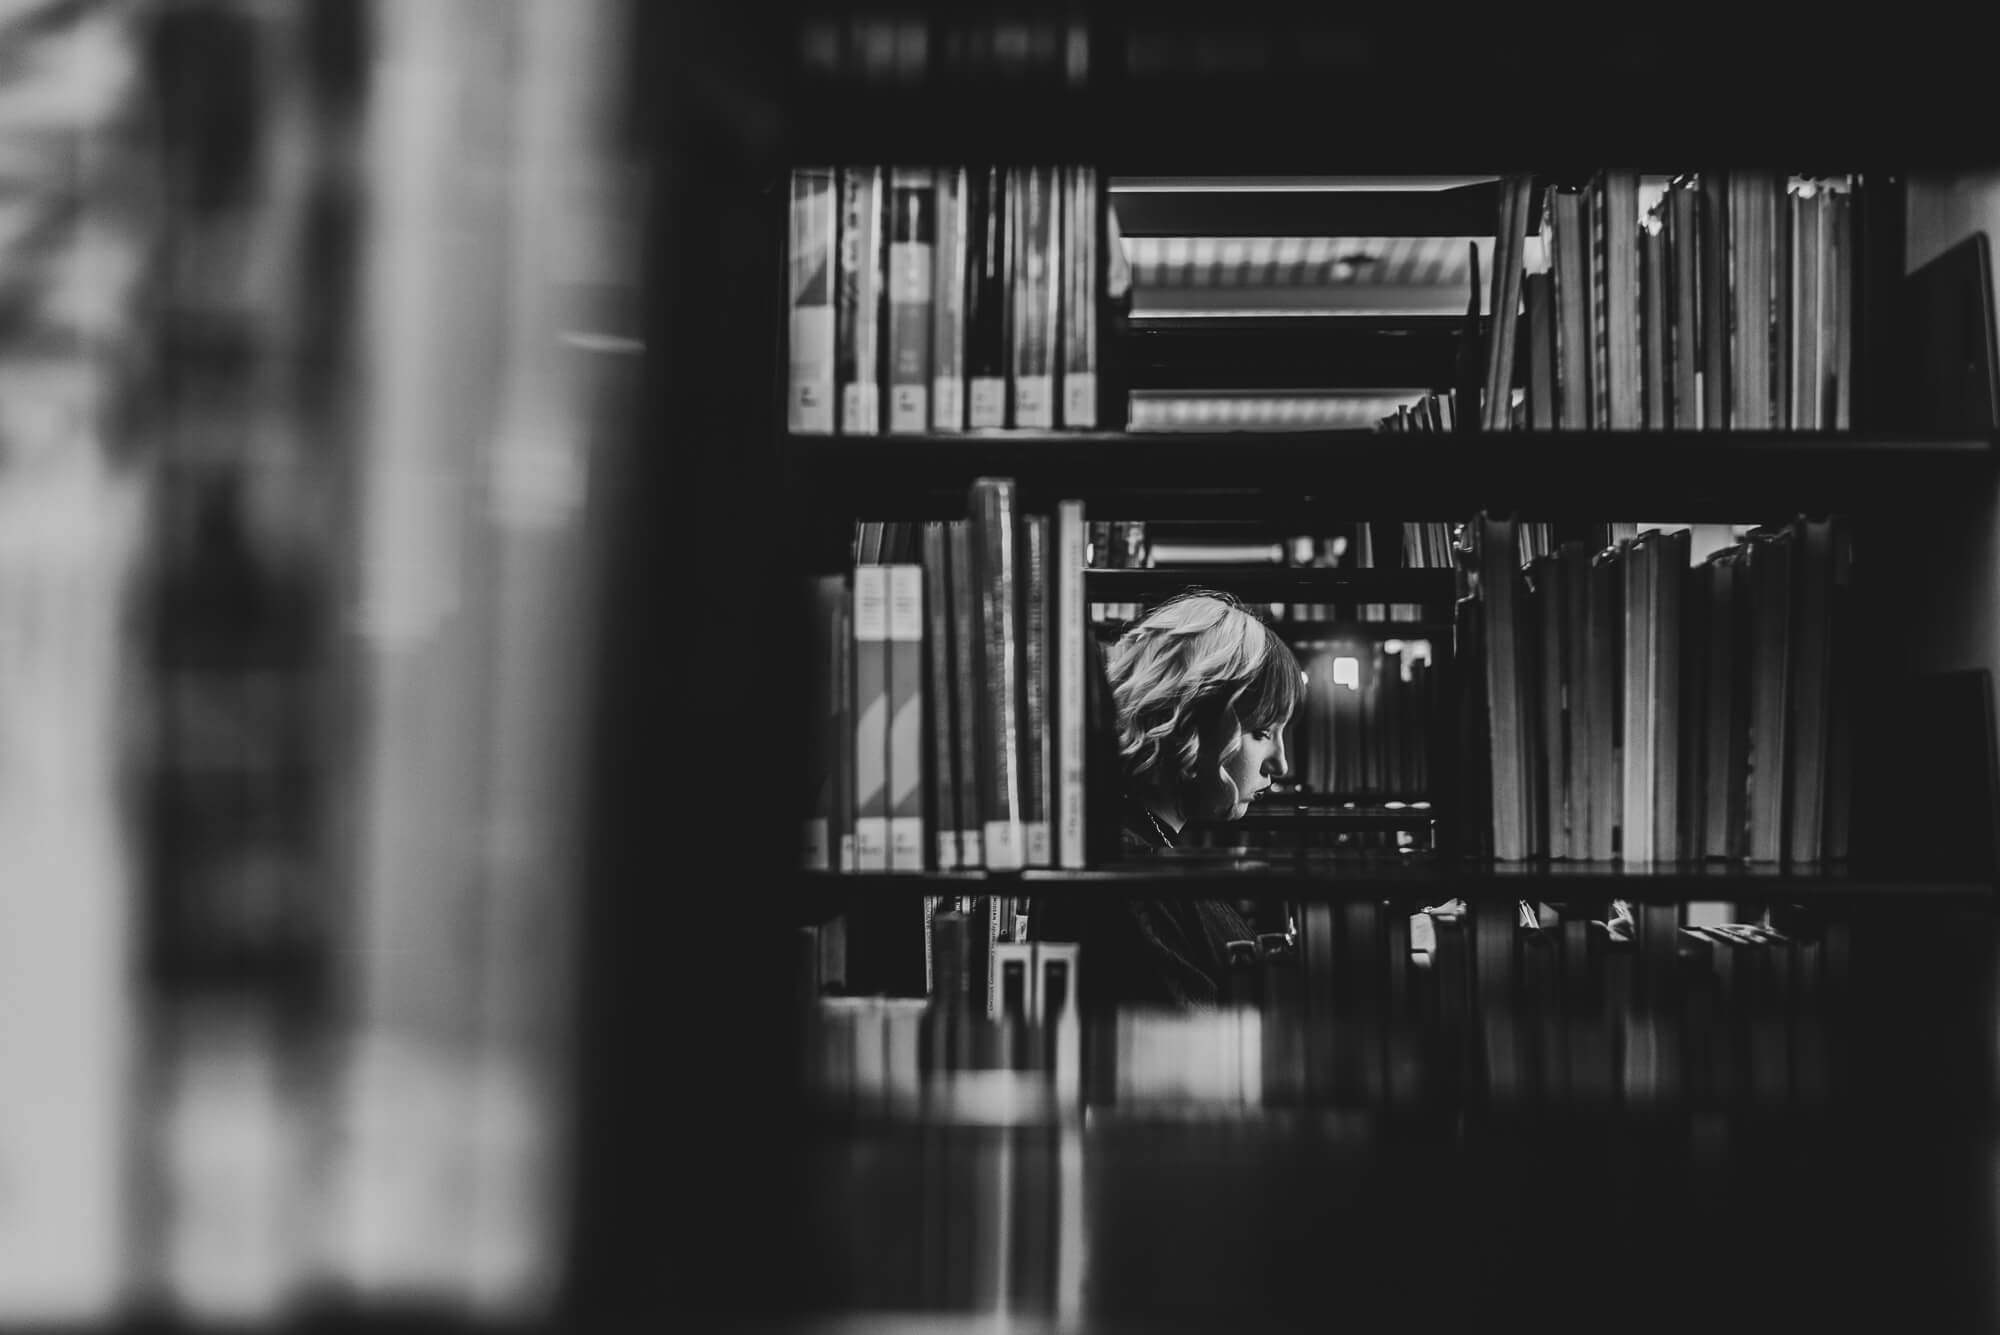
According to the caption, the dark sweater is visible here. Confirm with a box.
[1028,798,1259,1010]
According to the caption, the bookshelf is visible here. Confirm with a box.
[628,6,2000,1332]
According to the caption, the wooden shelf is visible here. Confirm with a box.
[798,859,1998,903]
[784,431,1996,521]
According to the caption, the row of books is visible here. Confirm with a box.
[803,907,1845,1116]
[1461,513,1852,863]
[788,164,1107,434]
[806,481,1096,875]
[1289,640,1438,798]
[1486,172,1857,431]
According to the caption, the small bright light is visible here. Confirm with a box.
[1333,657,1360,691]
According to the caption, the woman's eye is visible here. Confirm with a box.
[1249,730,1271,742]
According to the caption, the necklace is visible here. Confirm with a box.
[1142,807,1178,847]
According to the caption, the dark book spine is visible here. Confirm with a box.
[965,165,1010,428]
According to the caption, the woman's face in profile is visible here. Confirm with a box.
[1198,712,1290,821]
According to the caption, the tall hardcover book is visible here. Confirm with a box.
[886,168,935,433]
[966,166,1010,428]
[932,168,969,431]
[1055,501,1088,867]
[837,165,887,434]
[1585,542,1624,861]
[948,521,986,867]
[921,525,962,868]
[1020,514,1054,865]
[1548,185,1592,429]
[833,583,856,870]
[887,563,928,871]
[852,563,892,870]
[805,574,845,869]
[1602,170,1643,429]
[1743,526,1795,862]
[1641,207,1669,428]
[1699,172,1731,429]
[970,478,1026,869]
[1784,516,1842,865]
[1698,547,1749,862]
[1650,528,1690,861]
[1009,165,1061,429]
[789,167,839,432]
[1524,270,1556,429]
[1060,167,1099,428]
[1621,537,1656,863]
[1729,172,1775,431]
[1473,514,1528,859]
[1666,176,1702,427]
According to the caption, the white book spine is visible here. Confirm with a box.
[852,565,891,871]
[886,563,927,871]
[788,166,838,433]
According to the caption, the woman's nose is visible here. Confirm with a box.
[1267,736,1288,778]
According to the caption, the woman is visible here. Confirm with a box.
[1032,589,1303,1008]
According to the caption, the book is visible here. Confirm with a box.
[1666,176,1701,428]
[1742,525,1795,863]
[1060,166,1099,428]
[837,166,887,434]
[1601,170,1643,429]
[966,166,1010,428]
[788,167,839,432]
[931,167,969,431]
[1524,269,1556,429]
[1621,535,1655,863]
[1483,174,1533,431]
[1698,172,1730,429]
[852,563,891,870]
[887,563,927,871]
[1547,184,1591,428]
[1641,202,1669,428]
[1585,542,1624,861]
[1055,501,1087,868]
[1019,514,1053,866]
[921,525,962,869]
[886,167,935,433]
[948,521,986,867]
[970,478,1026,870]
[1728,172,1774,430]
[1009,165,1060,429]
[1697,546,1748,864]
[805,573,845,869]
[1784,516,1843,865]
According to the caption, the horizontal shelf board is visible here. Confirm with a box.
[800,861,1997,901]
[1086,567,1452,599]
[786,432,1997,519]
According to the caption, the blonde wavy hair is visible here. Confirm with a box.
[1106,588,1303,806]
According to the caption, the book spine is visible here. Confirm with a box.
[1551,188,1591,429]
[833,584,856,870]
[887,563,927,871]
[971,478,1026,869]
[1020,514,1053,866]
[1772,176,1794,431]
[788,167,839,433]
[1668,178,1701,428]
[1061,166,1099,428]
[966,166,1010,428]
[852,563,891,870]
[1476,514,1526,860]
[1621,537,1654,864]
[1010,165,1059,429]
[837,165,886,434]
[1699,172,1731,429]
[886,167,934,433]
[1587,543,1624,861]
[948,521,986,867]
[932,167,968,431]
[1589,175,1611,431]
[804,574,844,869]
[921,524,961,869]
[1744,528,1793,862]
[1653,528,1689,861]
[1641,204,1669,428]
[1056,501,1088,867]
[1604,170,1642,429]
